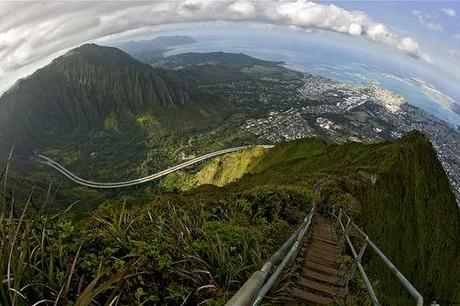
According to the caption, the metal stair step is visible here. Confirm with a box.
[291,288,334,305]
[298,277,345,297]
[312,236,339,245]
[308,249,340,259]
[306,253,341,267]
[313,234,334,240]
[301,268,345,286]
[312,232,334,239]
[307,248,340,259]
[280,214,346,305]
[302,243,338,254]
[314,229,333,234]
[309,243,339,253]
[314,226,333,231]
[306,255,341,269]
[304,260,341,276]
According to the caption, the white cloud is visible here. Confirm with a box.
[412,10,443,32]
[0,0,431,94]
[230,1,256,17]
[441,8,456,17]
[348,23,363,36]
[397,37,419,54]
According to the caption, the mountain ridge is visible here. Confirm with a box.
[3,131,458,305]
[170,131,460,304]
[0,44,229,155]
[118,35,197,60]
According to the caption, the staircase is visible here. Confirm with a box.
[226,208,424,306]
[288,215,346,305]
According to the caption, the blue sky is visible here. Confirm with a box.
[123,19,459,125]
[324,1,460,79]
[336,1,459,38]
[332,1,460,52]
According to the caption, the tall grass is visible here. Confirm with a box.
[1,155,302,305]
[0,155,132,305]
[80,196,293,304]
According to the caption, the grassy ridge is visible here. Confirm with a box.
[355,133,460,304]
[233,132,460,304]
[162,131,460,304]
[1,132,458,304]
[160,146,267,191]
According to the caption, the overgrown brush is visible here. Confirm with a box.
[1,152,127,305]
[1,153,305,305]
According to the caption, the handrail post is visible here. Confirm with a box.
[336,209,344,234]
[227,208,315,306]
[357,237,369,260]
[344,217,352,238]
[252,210,314,305]
[331,210,423,306]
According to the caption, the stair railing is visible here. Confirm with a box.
[331,207,423,306]
[226,208,315,306]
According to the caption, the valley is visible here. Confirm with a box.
[147,50,460,204]
[1,43,458,206]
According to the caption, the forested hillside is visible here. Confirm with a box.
[0,44,231,155]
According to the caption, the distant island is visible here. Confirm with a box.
[117,35,197,62]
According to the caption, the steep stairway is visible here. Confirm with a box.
[287,215,346,305]
[228,209,424,306]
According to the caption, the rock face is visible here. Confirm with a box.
[0,44,223,154]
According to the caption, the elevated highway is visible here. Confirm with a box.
[37,145,274,189]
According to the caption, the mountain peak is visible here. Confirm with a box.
[62,43,142,67]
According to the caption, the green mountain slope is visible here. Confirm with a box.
[1,132,458,305]
[0,46,306,186]
[152,52,302,83]
[162,131,460,304]
[160,145,268,190]
[0,44,259,184]
[0,44,229,155]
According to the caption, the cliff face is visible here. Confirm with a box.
[0,44,225,154]
[354,132,460,304]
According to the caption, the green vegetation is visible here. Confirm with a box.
[3,132,457,305]
[0,44,233,158]
[230,131,459,305]
[156,52,301,83]
[161,145,267,191]
[240,64,300,80]
[0,161,310,304]
[0,43,458,304]
[161,131,460,304]
[1,45,287,189]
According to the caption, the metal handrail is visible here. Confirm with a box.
[226,208,315,306]
[331,208,423,306]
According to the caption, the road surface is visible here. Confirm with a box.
[37,145,274,189]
